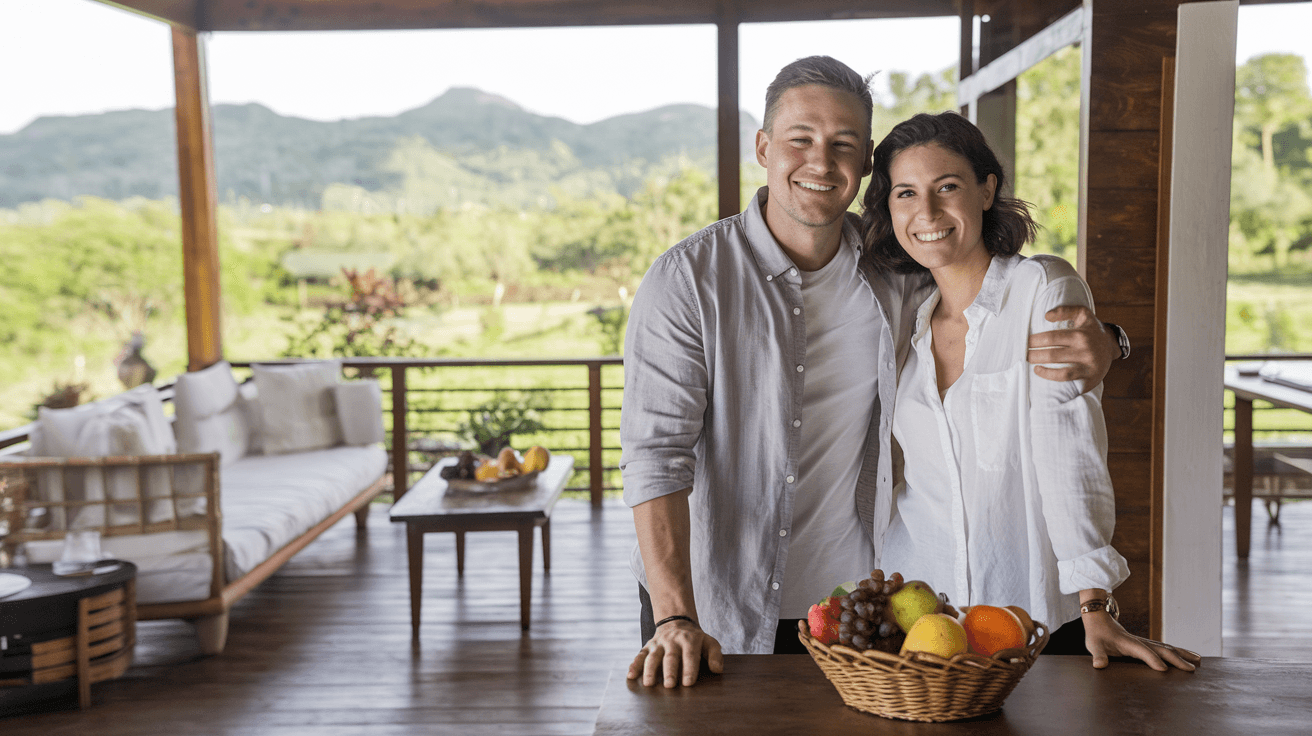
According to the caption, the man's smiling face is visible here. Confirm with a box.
[755,84,872,246]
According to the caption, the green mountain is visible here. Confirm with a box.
[0,88,760,212]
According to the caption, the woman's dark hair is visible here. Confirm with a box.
[860,112,1038,274]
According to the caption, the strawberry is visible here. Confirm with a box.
[807,596,843,645]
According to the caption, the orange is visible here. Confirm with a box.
[474,463,501,482]
[962,605,1028,657]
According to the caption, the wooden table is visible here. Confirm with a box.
[1225,365,1312,558]
[594,654,1312,735]
[0,561,136,710]
[389,454,574,636]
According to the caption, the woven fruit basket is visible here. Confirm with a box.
[797,619,1050,722]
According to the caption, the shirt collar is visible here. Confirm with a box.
[972,254,1025,316]
[743,187,863,281]
[912,253,1024,341]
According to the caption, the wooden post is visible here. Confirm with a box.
[717,1,740,221]
[1234,395,1253,560]
[588,362,604,508]
[172,28,222,372]
[391,366,409,499]
[1079,0,1182,639]
[958,0,974,116]
[1150,55,1175,641]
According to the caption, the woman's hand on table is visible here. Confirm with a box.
[1083,611,1202,672]
[627,619,724,688]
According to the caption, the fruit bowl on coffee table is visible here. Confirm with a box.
[797,618,1050,722]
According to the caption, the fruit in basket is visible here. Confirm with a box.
[807,596,844,645]
[474,462,501,482]
[835,569,907,654]
[888,580,943,633]
[962,605,1028,657]
[1006,605,1036,637]
[497,447,521,475]
[522,445,550,473]
[900,613,968,658]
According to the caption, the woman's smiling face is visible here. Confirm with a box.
[886,143,997,273]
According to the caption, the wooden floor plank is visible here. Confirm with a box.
[2,497,1309,733]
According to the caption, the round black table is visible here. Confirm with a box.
[0,561,137,711]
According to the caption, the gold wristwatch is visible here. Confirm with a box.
[1080,594,1119,621]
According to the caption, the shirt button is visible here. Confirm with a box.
[772,582,780,590]
[885,361,894,370]
[779,529,788,537]
[786,475,795,484]
[796,365,804,373]
[793,307,800,315]
[789,268,797,276]
[766,274,773,282]
[793,419,801,428]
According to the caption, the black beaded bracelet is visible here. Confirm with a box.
[654,615,696,629]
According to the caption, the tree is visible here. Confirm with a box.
[1235,54,1312,174]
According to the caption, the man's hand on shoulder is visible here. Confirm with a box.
[1027,305,1120,386]
[627,620,724,688]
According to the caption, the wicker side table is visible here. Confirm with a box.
[0,561,137,710]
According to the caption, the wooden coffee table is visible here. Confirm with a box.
[389,454,574,637]
[0,561,136,710]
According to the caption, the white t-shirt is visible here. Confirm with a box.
[779,242,883,617]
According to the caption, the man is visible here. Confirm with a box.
[620,56,1122,689]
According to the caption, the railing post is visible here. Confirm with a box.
[588,362,603,508]
[392,365,408,499]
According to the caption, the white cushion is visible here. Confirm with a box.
[335,381,384,446]
[252,361,343,455]
[219,445,387,580]
[173,361,250,465]
[30,385,179,528]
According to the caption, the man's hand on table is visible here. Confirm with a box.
[1027,305,1120,385]
[627,619,724,688]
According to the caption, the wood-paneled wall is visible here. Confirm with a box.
[1079,0,1187,639]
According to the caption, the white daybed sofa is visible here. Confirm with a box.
[0,360,388,654]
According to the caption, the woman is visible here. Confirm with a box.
[861,112,1198,671]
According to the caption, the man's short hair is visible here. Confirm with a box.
[763,56,874,135]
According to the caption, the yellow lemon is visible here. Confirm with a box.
[522,445,550,473]
[900,613,968,659]
[474,463,501,482]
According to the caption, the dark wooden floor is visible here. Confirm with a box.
[2,497,1309,734]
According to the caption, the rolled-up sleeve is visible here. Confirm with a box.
[620,256,708,507]
[1028,269,1130,595]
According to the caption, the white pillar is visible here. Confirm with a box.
[1161,0,1238,655]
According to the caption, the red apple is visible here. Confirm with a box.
[807,596,843,645]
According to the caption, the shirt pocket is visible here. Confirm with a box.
[970,369,1017,473]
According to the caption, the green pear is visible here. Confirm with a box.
[888,581,943,634]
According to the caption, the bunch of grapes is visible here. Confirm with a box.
[837,569,906,654]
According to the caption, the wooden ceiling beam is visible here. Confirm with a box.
[94,0,956,33]
[94,0,199,30]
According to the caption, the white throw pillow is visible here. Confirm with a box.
[173,361,250,465]
[237,381,264,455]
[252,361,343,454]
[335,380,385,446]
[31,384,179,528]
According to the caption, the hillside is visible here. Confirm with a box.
[0,88,760,212]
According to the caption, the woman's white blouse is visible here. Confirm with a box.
[881,254,1129,630]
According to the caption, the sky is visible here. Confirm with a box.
[1,0,1310,135]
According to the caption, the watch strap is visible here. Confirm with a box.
[1104,321,1131,360]
[1080,594,1120,621]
